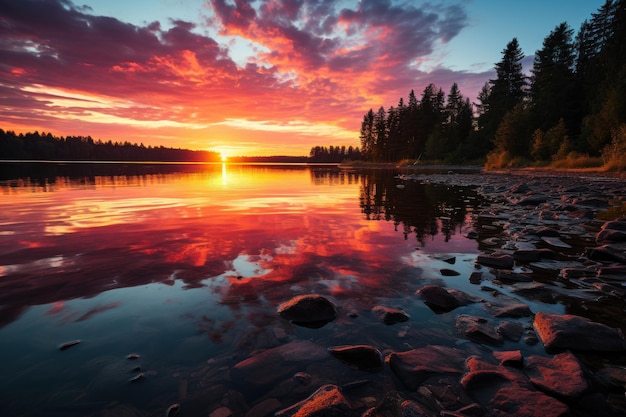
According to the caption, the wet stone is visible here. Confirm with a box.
[387,345,467,391]
[513,248,557,263]
[476,253,515,270]
[493,350,524,367]
[416,285,474,314]
[274,384,356,417]
[469,271,483,284]
[456,315,503,345]
[483,293,532,318]
[440,268,461,276]
[496,321,525,342]
[276,294,337,327]
[533,312,626,352]
[524,351,589,399]
[372,305,410,325]
[585,245,626,263]
[328,345,383,371]
[596,228,626,244]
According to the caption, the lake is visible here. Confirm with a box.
[0,162,574,416]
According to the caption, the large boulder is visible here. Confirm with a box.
[387,345,467,390]
[533,312,626,352]
[277,294,337,327]
[477,253,515,269]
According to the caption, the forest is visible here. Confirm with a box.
[0,129,220,162]
[351,0,625,169]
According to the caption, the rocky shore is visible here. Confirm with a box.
[158,170,626,417]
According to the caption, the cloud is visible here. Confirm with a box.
[0,0,486,154]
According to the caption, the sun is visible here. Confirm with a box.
[220,152,228,162]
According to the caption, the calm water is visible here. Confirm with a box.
[0,162,547,416]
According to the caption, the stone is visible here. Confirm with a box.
[524,351,589,398]
[456,315,503,345]
[469,271,483,284]
[209,407,232,417]
[476,253,514,269]
[416,285,474,314]
[274,384,356,417]
[440,268,461,276]
[328,345,383,371]
[601,221,626,232]
[540,236,572,249]
[585,245,626,263]
[483,293,532,318]
[533,312,626,352]
[276,294,337,327]
[493,350,523,367]
[232,340,329,387]
[462,357,570,417]
[515,195,548,206]
[596,228,626,244]
[387,345,467,390]
[371,305,410,324]
[361,391,429,417]
[244,399,282,417]
[496,321,525,342]
[495,270,533,283]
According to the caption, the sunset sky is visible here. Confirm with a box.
[1,0,604,156]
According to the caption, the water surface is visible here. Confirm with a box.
[0,162,521,415]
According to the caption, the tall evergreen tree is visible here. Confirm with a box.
[530,23,577,134]
[479,38,527,147]
[359,109,375,161]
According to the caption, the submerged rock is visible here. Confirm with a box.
[533,312,626,352]
[277,294,337,327]
[387,345,467,390]
[456,315,503,345]
[232,340,329,387]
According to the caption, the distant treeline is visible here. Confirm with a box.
[308,145,361,163]
[0,129,220,162]
[349,0,626,169]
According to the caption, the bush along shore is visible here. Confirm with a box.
[124,169,626,417]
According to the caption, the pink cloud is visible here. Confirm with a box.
[0,0,492,155]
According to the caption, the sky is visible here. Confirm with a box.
[1,0,606,157]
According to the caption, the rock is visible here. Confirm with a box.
[601,220,626,232]
[371,305,410,324]
[524,351,589,398]
[510,183,530,193]
[585,245,626,263]
[244,398,281,417]
[387,345,467,390]
[495,270,533,283]
[483,293,532,318]
[277,294,337,327]
[534,227,561,237]
[328,345,383,371]
[493,350,523,367]
[540,236,572,249]
[232,340,329,387]
[274,384,356,417]
[533,312,626,352]
[515,195,548,206]
[597,266,626,280]
[572,197,609,208]
[361,391,429,417]
[456,315,503,345]
[210,407,233,417]
[476,253,515,269]
[462,357,570,417]
[596,228,626,244]
[496,321,525,342]
[513,248,557,263]
[440,268,461,276]
[58,340,81,351]
[416,285,477,314]
[469,271,483,284]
